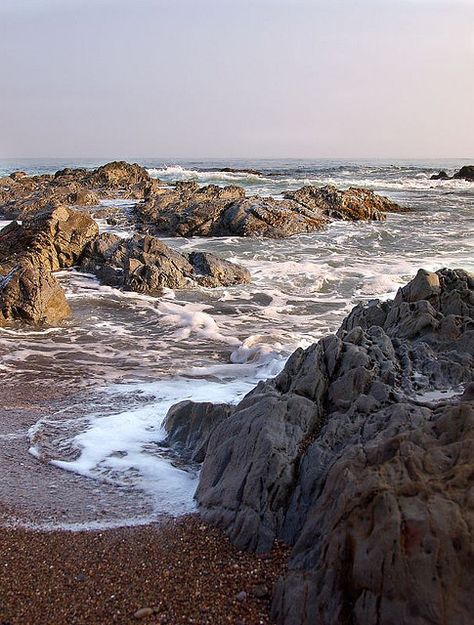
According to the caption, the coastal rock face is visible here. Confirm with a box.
[192,268,474,625]
[137,181,405,238]
[0,259,71,326]
[80,232,251,293]
[284,184,402,220]
[162,400,234,463]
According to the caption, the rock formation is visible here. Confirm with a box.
[79,232,251,293]
[0,206,98,326]
[0,161,159,220]
[163,268,474,625]
[137,182,404,238]
[430,165,474,182]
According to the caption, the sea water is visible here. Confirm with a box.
[1,158,473,524]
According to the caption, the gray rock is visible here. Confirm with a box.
[194,267,474,625]
[161,400,233,463]
[80,233,251,294]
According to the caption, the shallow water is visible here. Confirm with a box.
[1,158,473,524]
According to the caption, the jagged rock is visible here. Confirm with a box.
[80,232,251,294]
[137,181,405,238]
[161,400,233,463]
[0,205,99,272]
[284,185,403,220]
[0,259,71,326]
[192,267,474,625]
[453,165,474,181]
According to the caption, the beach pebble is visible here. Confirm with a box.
[134,607,154,619]
[236,591,247,602]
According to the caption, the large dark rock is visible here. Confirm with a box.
[80,232,251,294]
[430,170,450,180]
[0,259,71,326]
[137,181,405,238]
[453,165,474,181]
[161,400,233,463]
[192,267,474,625]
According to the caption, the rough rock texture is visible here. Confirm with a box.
[161,400,234,463]
[0,259,71,326]
[0,206,99,272]
[192,268,474,625]
[0,161,159,219]
[283,184,404,220]
[0,206,97,325]
[430,170,450,180]
[137,181,405,238]
[80,232,251,294]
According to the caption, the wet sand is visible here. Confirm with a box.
[0,382,289,624]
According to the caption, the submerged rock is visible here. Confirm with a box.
[186,267,474,625]
[80,232,251,294]
[137,181,405,238]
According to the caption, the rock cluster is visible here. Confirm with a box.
[137,182,405,238]
[430,165,474,181]
[79,233,251,294]
[163,268,474,625]
[0,161,160,220]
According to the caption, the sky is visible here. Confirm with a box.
[0,0,473,159]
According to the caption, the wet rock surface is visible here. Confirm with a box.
[185,267,474,625]
[79,232,251,293]
[137,181,405,238]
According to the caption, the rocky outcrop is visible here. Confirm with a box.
[161,400,234,463]
[0,161,159,220]
[430,165,474,182]
[188,268,474,625]
[137,181,405,238]
[79,232,251,294]
[0,206,98,326]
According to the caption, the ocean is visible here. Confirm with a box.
[1,157,473,527]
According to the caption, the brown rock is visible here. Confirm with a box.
[0,259,71,326]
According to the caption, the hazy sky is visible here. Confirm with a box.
[0,0,473,159]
